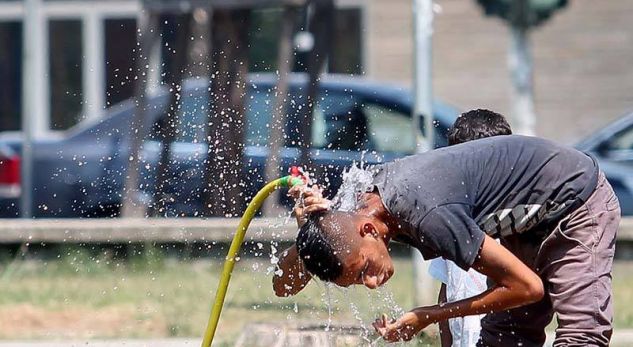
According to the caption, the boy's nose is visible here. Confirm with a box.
[364,276,378,289]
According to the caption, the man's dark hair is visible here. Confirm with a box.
[447,109,512,146]
[295,212,345,282]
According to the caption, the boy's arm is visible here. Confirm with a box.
[272,245,312,297]
[374,234,544,342]
[273,183,328,297]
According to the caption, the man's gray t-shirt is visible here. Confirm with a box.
[372,135,599,270]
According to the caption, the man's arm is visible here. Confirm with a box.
[272,245,312,297]
[374,234,544,342]
[437,283,453,347]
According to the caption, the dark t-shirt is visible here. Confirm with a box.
[372,135,599,270]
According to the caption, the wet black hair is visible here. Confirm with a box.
[447,109,512,146]
[295,212,344,282]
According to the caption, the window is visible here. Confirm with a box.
[329,8,363,75]
[246,86,274,147]
[249,8,284,72]
[312,92,415,154]
[155,85,276,146]
[312,92,372,151]
[0,21,22,132]
[149,84,277,146]
[606,126,633,152]
[49,19,83,130]
[145,84,417,157]
[105,18,136,107]
[177,88,208,144]
[248,6,364,75]
[363,103,416,153]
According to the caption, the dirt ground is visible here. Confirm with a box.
[0,304,168,339]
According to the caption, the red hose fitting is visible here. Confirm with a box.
[289,166,309,184]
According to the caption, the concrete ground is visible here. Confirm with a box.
[2,331,633,346]
[0,339,200,347]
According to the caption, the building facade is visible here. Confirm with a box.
[1,0,633,143]
[362,0,633,144]
[0,0,366,135]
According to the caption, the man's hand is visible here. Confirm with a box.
[288,184,331,227]
[372,311,430,342]
[374,235,545,343]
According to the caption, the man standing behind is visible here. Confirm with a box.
[429,109,512,347]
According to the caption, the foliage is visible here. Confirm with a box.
[475,0,568,28]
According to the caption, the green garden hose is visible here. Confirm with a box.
[201,174,305,347]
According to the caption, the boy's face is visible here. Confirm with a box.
[331,222,394,289]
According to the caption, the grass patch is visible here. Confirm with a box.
[0,250,437,345]
[1,251,633,345]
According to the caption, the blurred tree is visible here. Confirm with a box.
[125,1,308,218]
[151,13,192,217]
[249,8,284,72]
[477,0,567,27]
[202,9,251,217]
[297,0,334,167]
[263,6,299,216]
[122,10,160,218]
[475,0,568,135]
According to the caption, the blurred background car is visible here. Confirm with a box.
[0,73,459,218]
[577,110,633,216]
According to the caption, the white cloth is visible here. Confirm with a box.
[429,257,487,347]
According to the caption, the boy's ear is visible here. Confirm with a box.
[360,222,379,239]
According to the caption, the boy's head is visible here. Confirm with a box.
[447,109,512,145]
[296,210,394,289]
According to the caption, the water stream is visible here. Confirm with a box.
[330,163,377,212]
[261,163,418,345]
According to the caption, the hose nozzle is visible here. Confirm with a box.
[280,165,310,188]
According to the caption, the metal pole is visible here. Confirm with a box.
[507,0,535,136]
[413,0,434,152]
[82,13,105,121]
[412,0,435,307]
[508,25,535,136]
[21,0,45,218]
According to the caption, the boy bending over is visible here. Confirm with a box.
[273,122,619,347]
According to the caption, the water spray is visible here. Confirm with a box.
[200,167,307,347]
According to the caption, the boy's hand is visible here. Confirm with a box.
[288,183,324,201]
[372,311,428,343]
[288,184,331,226]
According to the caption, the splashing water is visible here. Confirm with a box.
[324,282,334,332]
[315,164,418,344]
[255,164,418,345]
[349,300,377,345]
[375,284,406,319]
[330,163,377,212]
